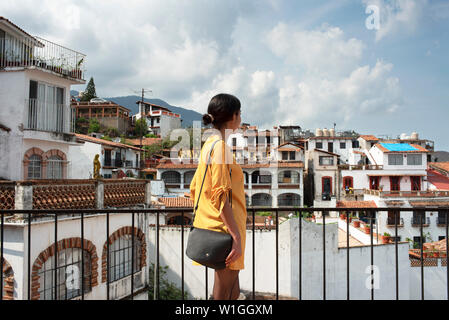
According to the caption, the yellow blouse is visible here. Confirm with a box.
[189,134,247,270]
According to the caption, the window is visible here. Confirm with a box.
[352,140,359,148]
[109,234,141,282]
[28,154,42,179]
[38,248,91,300]
[316,142,323,149]
[387,211,400,225]
[340,142,346,149]
[282,151,288,160]
[388,154,403,165]
[390,176,401,191]
[278,171,300,184]
[319,156,334,166]
[46,155,63,179]
[412,211,427,225]
[322,177,332,197]
[184,171,195,185]
[232,138,237,147]
[328,142,333,153]
[369,176,380,190]
[407,154,422,165]
[343,176,353,190]
[161,171,181,184]
[289,151,296,160]
[266,136,271,144]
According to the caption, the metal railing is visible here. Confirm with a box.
[0,36,85,81]
[25,99,66,133]
[1,207,448,300]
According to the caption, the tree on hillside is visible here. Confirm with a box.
[81,77,97,102]
[88,118,101,133]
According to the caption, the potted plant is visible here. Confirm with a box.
[363,223,371,234]
[381,232,391,244]
[432,250,440,258]
[340,213,346,221]
[423,250,429,259]
[353,219,361,228]
[441,251,447,258]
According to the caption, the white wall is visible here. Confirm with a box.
[149,219,416,300]
[2,212,149,300]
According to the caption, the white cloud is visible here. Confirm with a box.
[266,23,365,78]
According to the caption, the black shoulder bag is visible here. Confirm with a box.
[186,139,233,270]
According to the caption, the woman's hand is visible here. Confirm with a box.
[225,235,242,268]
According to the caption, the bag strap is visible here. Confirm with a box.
[192,138,231,224]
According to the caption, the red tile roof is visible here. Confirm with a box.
[336,201,377,208]
[75,134,143,151]
[157,197,193,208]
[409,200,449,207]
[427,169,449,191]
[359,135,379,141]
[127,137,162,146]
[429,162,449,174]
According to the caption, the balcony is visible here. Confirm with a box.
[412,216,431,227]
[25,99,67,133]
[0,35,86,82]
[1,205,448,301]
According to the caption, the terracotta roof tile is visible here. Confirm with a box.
[157,197,193,208]
[127,138,162,146]
[359,135,379,141]
[429,162,449,174]
[427,169,449,191]
[336,201,377,208]
[75,134,143,151]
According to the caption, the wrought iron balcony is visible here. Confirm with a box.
[0,36,86,82]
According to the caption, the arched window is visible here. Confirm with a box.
[2,258,14,300]
[108,234,142,282]
[184,171,195,185]
[278,170,300,184]
[46,155,62,179]
[162,171,181,184]
[278,193,301,207]
[28,154,42,179]
[251,193,272,206]
[38,248,92,300]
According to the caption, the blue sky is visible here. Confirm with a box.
[2,0,448,150]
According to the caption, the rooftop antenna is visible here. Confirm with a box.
[132,88,152,173]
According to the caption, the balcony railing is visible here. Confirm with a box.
[25,99,66,133]
[0,36,86,81]
[1,206,448,301]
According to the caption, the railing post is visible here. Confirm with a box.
[14,182,33,218]
[96,180,104,209]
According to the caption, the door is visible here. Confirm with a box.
[411,176,421,191]
[390,176,400,191]
[369,176,380,190]
[104,149,111,166]
[328,142,333,153]
[322,177,332,195]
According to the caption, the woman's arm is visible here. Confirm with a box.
[219,193,242,268]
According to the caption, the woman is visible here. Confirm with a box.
[189,93,247,300]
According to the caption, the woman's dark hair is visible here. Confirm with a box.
[203,93,241,128]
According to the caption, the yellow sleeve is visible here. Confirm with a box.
[209,140,232,214]
[189,169,198,203]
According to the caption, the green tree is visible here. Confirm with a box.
[148,264,188,300]
[134,118,149,137]
[88,118,100,133]
[81,77,97,102]
[75,117,88,134]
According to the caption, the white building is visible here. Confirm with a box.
[69,134,142,179]
[134,101,181,139]
[0,17,86,181]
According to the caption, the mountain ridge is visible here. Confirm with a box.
[71,90,202,128]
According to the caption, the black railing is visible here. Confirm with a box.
[1,207,448,300]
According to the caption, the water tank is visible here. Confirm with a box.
[323,128,329,137]
[329,128,335,137]
[400,133,408,140]
[411,132,419,140]
[315,128,323,136]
